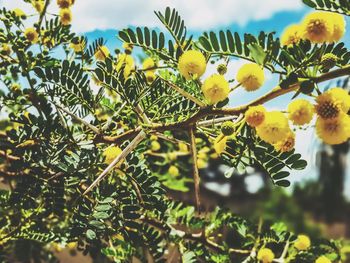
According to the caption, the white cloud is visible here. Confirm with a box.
[1,0,303,33]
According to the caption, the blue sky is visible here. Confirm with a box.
[1,0,350,196]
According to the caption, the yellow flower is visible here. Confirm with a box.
[94,46,110,61]
[178,50,206,80]
[13,8,26,18]
[201,74,230,105]
[1,44,11,56]
[145,71,156,83]
[59,8,72,26]
[245,105,266,127]
[287,99,314,125]
[197,158,207,169]
[142,57,156,72]
[327,87,350,113]
[178,142,189,153]
[168,165,179,177]
[329,13,346,42]
[57,0,72,8]
[115,54,134,79]
[115,54,134,69]
[122,42,133,53]
[294,234,311,250]
[151,141,161,151]
[236,63,265,91]
[315,256,331,263]
[66,242,77,250]
[256,111,290,144]
[315,88,350,120]
[24,28,39,44]
[103,146,122,164]
[316,113,350,145]
[281,24,302,46]
[32,0,44,13]
[70,41,84,53]
[301,11,334,43]
[214,135,227,154]
[257,248,275,263]
[274,130,295,152]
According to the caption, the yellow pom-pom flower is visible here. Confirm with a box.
[316,113,350,145]
[288,99,314,125]
[274,130,295,153]
[13,8,26,18]
[94,46,110,61]
[327,87,350,113]
[257,248,275,263]
[301,11,334,43]
[281,24,302,46]
[168,165,179,177]
[245,105,266,127]
[122,42,133,53]
[59,8,72,26]
[103,146,122,164]
[151,141,161,151]
[315,256,332,263]
[256,111,290,144]
[236,63,265,91]
[32,0,44,13]
[315,88,350,120]
[145,71,156,83]
[70,41,84,53]
[115,54,135,79]
[197,158,207,169]
[1,44,11,56]
[57,0,72,8]
[142,57,156,72]
[329,13,346,42]
[214,135,227,155]
[201,74,230,105]
[24,28,39,44]
[178,50,206,80]
[294,234,311,251]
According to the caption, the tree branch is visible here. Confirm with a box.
[83,130,147,195]
[189,126,201,213]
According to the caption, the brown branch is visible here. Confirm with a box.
[143,217,250,255]
[94,127,142,144]
[94,65,350,145]
[37,0,51,32]
[189,126,201,213]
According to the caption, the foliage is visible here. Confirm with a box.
[0,1,349,262]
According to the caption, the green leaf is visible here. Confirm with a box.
[248,43,267,65]
[86,229,97,240]
[275,180,291,187]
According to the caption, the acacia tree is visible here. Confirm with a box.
[0,0,350,262]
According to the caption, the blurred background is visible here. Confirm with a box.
[1,0,350,261]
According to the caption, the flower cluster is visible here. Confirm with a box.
[245,88,349,152]
[57,0,75,26]
[281,11,346,45]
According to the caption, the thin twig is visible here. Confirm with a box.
[189,126,201,213]
[54,102,100,134]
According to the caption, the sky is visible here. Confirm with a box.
[1,0,350,197]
